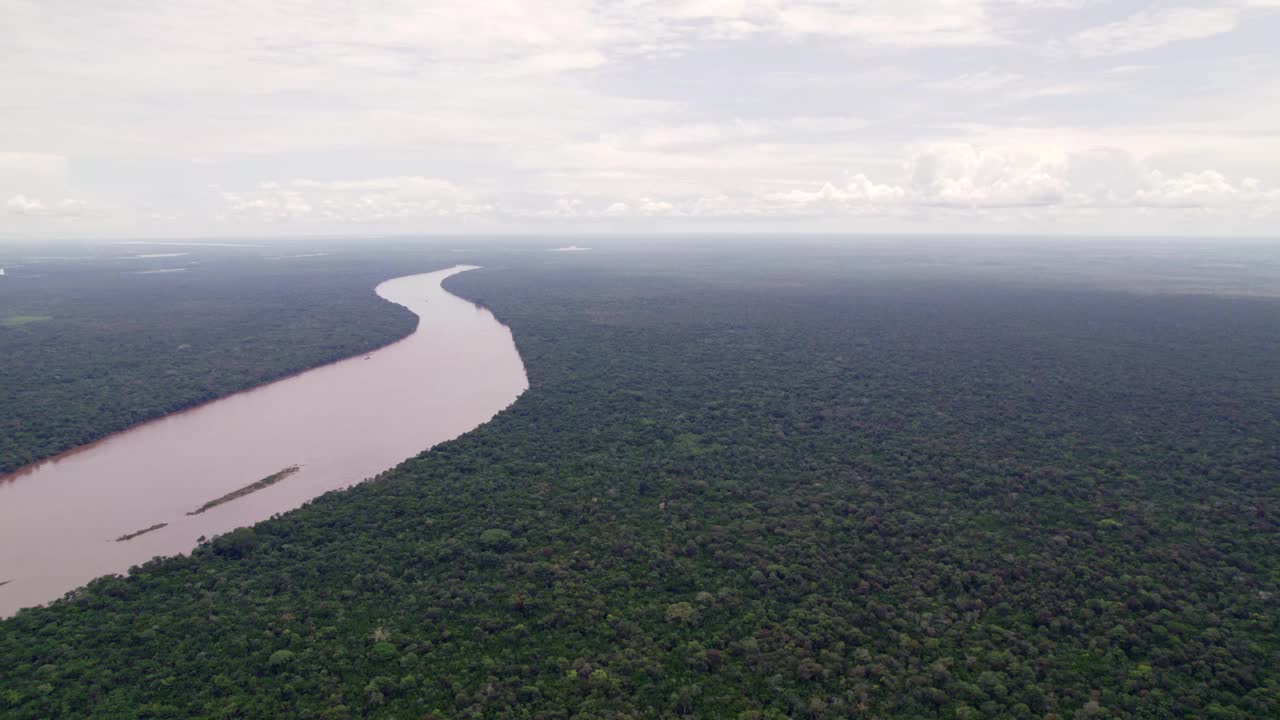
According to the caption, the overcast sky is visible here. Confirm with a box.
[2,0,1278,239]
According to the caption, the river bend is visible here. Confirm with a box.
[0,266,527,616]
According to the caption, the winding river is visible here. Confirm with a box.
[0,266,527,617]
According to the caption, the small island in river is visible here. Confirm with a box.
[187,465,302,516]
[114,523,168,542]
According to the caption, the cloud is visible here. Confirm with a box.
[3,1,1278,237]
[927,70,1022,92]
[769,1,1000,47]
[601,197,677,217]
[1069,7,1241,56]
[5,194,47,214]
[0,152,67,177]
[711,144,1280,217]
[0,153,73,204]
[589,116,866,155]
[905,144,1071,207]
[766,175,907,209]
[1136,170,1280,209]
[220,190,314,222]
[220,176,487,223]
[595,1,1014,50]
[3,193,89,217]
[215,144,1280,227]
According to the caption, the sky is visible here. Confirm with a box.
[1,0,1278,240]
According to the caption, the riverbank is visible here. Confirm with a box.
[0,257,422,477]
[0,266,528,616]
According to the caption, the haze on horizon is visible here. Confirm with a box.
[2,0,1279,241]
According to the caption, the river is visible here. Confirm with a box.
[0,265,527,617]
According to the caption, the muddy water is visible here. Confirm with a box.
[0,266,527,616]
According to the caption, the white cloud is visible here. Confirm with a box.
[3,193,89,217]
[906,144,1071,207]
[0,152,67,177]
[5,194,47,214]
[225,144,1278,227]
[1069,7,1241,56]
[220,190,314,222]
[766,175,907,209]
[599,0,1013,50]
[927,70,1023,91]
[2,0,1278,237]
[1136,170,1280,209]
[761,144,1280,216]
[0,153,73,207]
[220,176,487,223]
[770,1,1000,47]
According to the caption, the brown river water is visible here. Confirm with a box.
[0,266,527,617]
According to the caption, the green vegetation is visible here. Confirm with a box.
[1,247,1278,719]
[114,523,168,543]
[187,465,302,516]
[0,251,429,475]
[1,315,53,328]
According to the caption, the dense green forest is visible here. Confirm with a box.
[0,247,429,474]
[1,243,1279,719]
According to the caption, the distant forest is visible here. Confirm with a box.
[0,251,427,475]
[1,244,1278,719]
